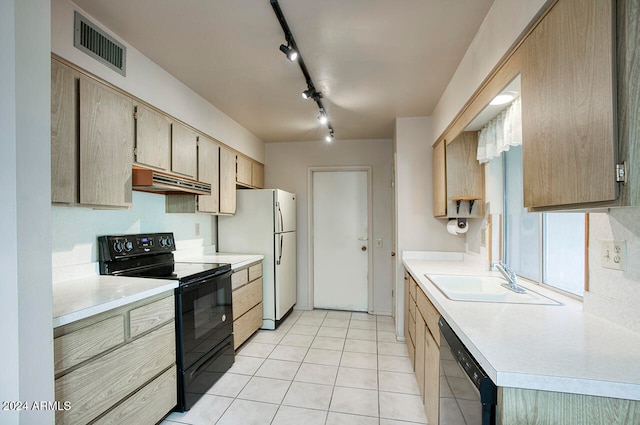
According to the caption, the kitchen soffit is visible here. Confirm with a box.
[70,0,495,143]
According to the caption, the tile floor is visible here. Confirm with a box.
[163,309,428,425]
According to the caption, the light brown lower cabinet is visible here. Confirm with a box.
[54,292,176,425]
[232,262,263,349]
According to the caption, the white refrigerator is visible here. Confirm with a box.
[218,189,297,330]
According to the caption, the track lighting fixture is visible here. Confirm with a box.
[279,43,298,61]
[271,0,335,141]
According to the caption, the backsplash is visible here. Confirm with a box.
[585,207,640,333]
[52,191,216,270]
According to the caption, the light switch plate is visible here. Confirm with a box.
[601,240,626,271]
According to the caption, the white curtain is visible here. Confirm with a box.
[476,97,521,163]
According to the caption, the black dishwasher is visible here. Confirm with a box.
[439,316,497,425]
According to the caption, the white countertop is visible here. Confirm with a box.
[53,253,263,328]
[403,252,640,401]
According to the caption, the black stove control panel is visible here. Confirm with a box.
[98,232,175,261]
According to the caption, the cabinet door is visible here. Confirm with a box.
[446,132,484,217]
[236,155,252,186]
[415,313,426,396]
[135,105,170,171]
[219,147,237,214]
[198,136,220,213]
[252,161,265,189]
[521,0,616,209]
[79,77,133,208]
[432,139,447,217]
[424,328,440,425]
[171,122,198,178]
[51,59,78,204]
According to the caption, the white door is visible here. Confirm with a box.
[313,170,369,311]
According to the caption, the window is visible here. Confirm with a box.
[502,146,585,297]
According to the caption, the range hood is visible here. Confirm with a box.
[132,166,211,196]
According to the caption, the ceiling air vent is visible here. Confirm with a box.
[74,11,126,76]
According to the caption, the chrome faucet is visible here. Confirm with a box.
[492,262,527,294]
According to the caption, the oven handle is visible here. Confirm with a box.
[180,270,232,291]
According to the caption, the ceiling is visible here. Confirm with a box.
[72,0,495,143]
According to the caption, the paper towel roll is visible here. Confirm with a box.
[447,219,468,235]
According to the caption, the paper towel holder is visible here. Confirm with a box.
[456,218,467,229]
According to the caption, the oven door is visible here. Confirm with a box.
[176,270,233,369]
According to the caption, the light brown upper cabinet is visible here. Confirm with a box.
[252,161,265,189]
[79,77,134,208]
[197,136,220,213]
[51,59,78,204]
[219,146,237,214]
[520,0,617,210]
[433,132,484,218]
[171,122,198,179]
[52,58,134,209]
[236,155,252,187]
[134,105,171,171]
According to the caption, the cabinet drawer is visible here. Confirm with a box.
[55,322,175,425]
[54,315,125,375]
[233,277,263,320]
[408,296,416,323]
[232,268,249,290]
[92,366,177,425]
[409,276,417,301]
[408,314,415,346]
[130,295,174,338]
[248,262,263,281]
[233,303,262,349]
[416,289,441,346]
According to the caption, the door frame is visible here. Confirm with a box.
[307,166,373,313]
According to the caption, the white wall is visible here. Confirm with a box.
[586,209,640,332]
[51,0,265,162]
[0,0,54,423]
[430,0,549,144]
[393,117,466,337]
[265,139,394,315]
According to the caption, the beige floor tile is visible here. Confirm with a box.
[237,341,276,358]
[377,321,396,332]
[303,348,343,366]
[294,363,339,385]
[288,324,321,336]
[377,341,409,357]
[311,336,345,351]
[228,355,265,375]
[380,419,426,425]
[350,312,377,322]
[377,331,398,342]
[325,412,379,425]
[282,381,334,410]
[317,326,349,338]
[165,394,232,425]
[237,376,291,404]
[206,372,251,397]
[349,320,377,330]
[250,330,287,344]
[330,386,379,417]
[347,328,377,341]
[378,354,414,373]
[297,316,325,326]
[280,333,315,348]
[322,318,350,328]
[269,344,309,362]
[325,310,352,320]
[376,315,395,323]
[216,399,279,425]
[254,358,301,380]
[335,366,378,390]
[272,405,327,425]
[344,339,378,354]
[379,391,427,423]
[340,351,378,370]
[302,309,328,318]
[378,370,420,395]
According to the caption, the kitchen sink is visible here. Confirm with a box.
[424,274,562,305]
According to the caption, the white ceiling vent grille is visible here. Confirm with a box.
[74,12,126,76]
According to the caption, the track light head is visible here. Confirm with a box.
[302,88,314,99]
[318,111,328,125]
[279,43,298,61]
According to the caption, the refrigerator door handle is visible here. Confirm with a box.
[277,234,284,265]
[277,203,284,234]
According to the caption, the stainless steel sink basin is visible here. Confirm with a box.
[425,274,562,305]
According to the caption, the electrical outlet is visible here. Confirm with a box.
[194,223,200,236]
[376,238,383,248]
[601,240,626,271]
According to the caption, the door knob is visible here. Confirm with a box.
[361,246,367,251]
